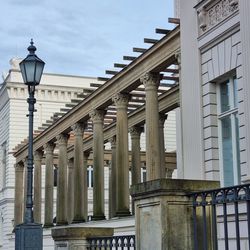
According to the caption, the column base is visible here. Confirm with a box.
[43,223,54,228]
[71,218,86,224]
[115,209,131,217]
[91,214,106,221]
[56,221,68,226]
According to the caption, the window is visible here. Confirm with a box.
[217,77,240,186]
[87,165,93,188]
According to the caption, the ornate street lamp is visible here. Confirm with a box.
[15,39,45,250]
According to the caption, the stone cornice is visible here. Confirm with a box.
[14,27,180,162]
[5,81,84,93]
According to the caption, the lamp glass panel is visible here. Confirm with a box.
[24,60,36,84]
[34,61,44,84]
[19,62,27,83]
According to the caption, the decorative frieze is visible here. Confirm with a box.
[197,0,239,34]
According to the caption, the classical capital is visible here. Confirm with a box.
[112,93,129,108]
[68,158,74,169]
[24,157,28,166]
[175,49,181,66]
[129,126,144,138]
[140,72,161,89]
[83,151,90,159]
[15,162,24,171]
[44,142,55,154]
[159,113,168,127]
[109,136,116,148]
[56,133,69,146]
[34,150,43,161]
[71,122,85,136]
[89,109,105,124]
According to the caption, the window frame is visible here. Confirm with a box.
[216,76,240,186]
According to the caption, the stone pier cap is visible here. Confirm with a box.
[130,178,220,199]
[52,226,114,241]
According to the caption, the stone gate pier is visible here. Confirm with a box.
[130,179,219,250]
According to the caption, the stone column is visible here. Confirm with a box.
[129,126,143,185]
[33,149,43,223]
[108,136,117,218]
[72,122,86,223]
[140,72,162,180]
[44,142,55,228]
[67,158,74,224]
[14,162,24,226]
[112,93,130,217]
[240,0,250,182]
[83,152,89,221]
[56,133,69,225]
[90,109,106,220]
[159,113,168,178]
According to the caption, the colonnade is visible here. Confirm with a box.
[14,72,173,227]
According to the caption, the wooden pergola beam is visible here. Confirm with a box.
[144,38,158,44]
[105,70,119,75]
[168,17,180,24]
[123,56,137,61]
[114,63,127,68]
[133,47,147,53]
[155,28,170,34]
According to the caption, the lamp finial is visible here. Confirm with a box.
[27,39,36,54]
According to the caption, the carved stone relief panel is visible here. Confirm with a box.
[197,0,239,34]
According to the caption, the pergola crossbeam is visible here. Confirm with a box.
[144,38,158,44]
[114,63,127,68]
[133,47,147,53]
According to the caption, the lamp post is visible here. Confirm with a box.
[15,40,45,250]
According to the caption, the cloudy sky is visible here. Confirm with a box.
[1,0,174,78]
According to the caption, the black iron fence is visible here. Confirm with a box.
[190,183,250,250]
[87,235,136,250]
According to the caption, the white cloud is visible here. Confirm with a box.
[0,0,174,78]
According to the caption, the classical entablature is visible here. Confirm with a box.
[13,25,180,226]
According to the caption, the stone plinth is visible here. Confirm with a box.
[52,227,114,250]
[130,179,219,250]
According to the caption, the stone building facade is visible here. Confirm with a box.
[178,0,249,187]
